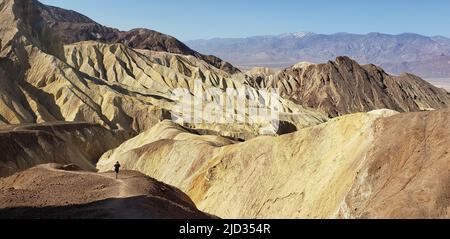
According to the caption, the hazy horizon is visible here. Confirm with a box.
[185,31,450,41]
[40,0,450,41]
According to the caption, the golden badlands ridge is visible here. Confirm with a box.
[0,0,449,218]
[97,109,450,218]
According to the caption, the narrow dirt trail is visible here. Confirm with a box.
[48,167,145,217]
[43,165,137,198]
[0,164,215,219]
[102,173,133,198]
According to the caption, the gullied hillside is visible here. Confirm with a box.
[1,0,447,134]
[0,0,327,138]
[0,164,214,219]
[1,0,450,220]
[37,1,239,74]
[98,109,450,219]
[0,122,133,177]
[256,57,450,117]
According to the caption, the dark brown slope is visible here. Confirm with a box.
[264,56,450,117]
[35,1,239,74]
[0,164,214,219]
[342,109,450,218]
[0,122,134,177]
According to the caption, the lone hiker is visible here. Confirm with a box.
[114,161,121,179]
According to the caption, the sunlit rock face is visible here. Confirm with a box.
[98,109,450,219]
[0,0,327,139]
[1,0,450,220]
[256,57,450,118]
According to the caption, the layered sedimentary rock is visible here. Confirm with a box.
[33,0,239,74]
[0,0,327,138]
[1,0,447,136]
[257,57,450,117]
[98,109,450,219]
[1,0,450,220]
[0,164,213,219]
[339,109,450,218]
[0,122,133,177]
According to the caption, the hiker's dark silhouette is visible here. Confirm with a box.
[114,162,121,179]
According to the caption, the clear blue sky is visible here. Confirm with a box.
[40,0,450,41]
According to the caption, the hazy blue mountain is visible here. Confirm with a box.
[186,32,450,78]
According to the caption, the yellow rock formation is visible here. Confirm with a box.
[98,109,450,219]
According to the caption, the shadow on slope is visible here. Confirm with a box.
[0,195,215,219]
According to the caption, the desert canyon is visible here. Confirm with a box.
[0,0,449,219]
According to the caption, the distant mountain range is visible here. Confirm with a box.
[2,0,450,219]
[185,32,450,78]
